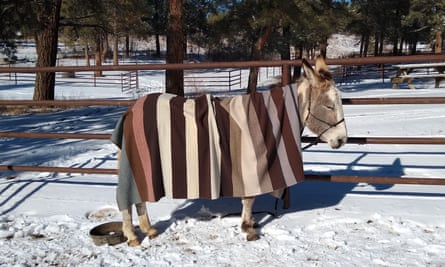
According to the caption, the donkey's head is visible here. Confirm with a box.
[297,55,347,149]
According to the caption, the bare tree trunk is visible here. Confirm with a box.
[101,33,109,63]
[247,26,273,94]
[435,31,442,53]
[379,32,384,56]
[411,40,417,55]
[363,34,369,57]
[292,46,303,82]
[399,39,404,55]
[155,34,161,57]
[392,37,398,55]
[166,0,184,96]
[33,0,62,101]
[374,33,379,56]
[360,34,365,57]
[113,35,119,65]
[84,43,90,67]
[154,0,162,58]
[280,27,292,84]
[125,35,130,57]
[94,36,103,77]
[319,36,328,59]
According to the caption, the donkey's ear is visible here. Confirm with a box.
[302,58,317,83]
[315,55,332,80]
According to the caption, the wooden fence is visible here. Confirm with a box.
[184,68,242,92]
[1,55,445,186]
[0,70,129,88]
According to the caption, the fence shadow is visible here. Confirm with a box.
[0,175,117,216]
[149,157,415,237]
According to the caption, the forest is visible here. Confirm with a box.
[1,0,445,99]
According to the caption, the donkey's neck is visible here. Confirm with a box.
[296,79,311,130]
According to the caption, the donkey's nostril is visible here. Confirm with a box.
[330,137,346,149]
[337,138,344,146]
[338,136,348,147]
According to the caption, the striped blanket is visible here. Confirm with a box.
[111,85,304,210]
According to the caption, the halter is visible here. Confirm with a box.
[301,85,345,150]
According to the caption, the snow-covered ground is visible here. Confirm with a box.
[1,55,445,266]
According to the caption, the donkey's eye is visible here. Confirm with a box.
[325,104,335,110]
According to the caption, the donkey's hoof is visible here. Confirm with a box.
[146,228,159,239]
[246,232,259,241]
[127,239,141,247]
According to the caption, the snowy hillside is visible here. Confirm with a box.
[327,34,362,58]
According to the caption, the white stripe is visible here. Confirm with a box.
[183,98,200,198]
[157,94,175,197]
[206,95,221,199]
[228,95,261,196]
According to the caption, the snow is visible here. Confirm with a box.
[1,54,445,266]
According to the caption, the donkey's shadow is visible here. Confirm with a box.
[149,158,403,238]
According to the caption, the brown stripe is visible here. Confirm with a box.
[218,98,246,196]
[229,112,245,196]
[195,95,212,198]
[224,97,248,196]
[263,89,296,186]
[142,94,165,200]
[214,99,234,197]
[247,92,276,193]
[169,96,187,198]
[256,90,286,189]
[124,94,163,202]
[274,88,304,182]
[123,108,150,200]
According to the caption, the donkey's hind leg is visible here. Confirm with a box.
[122,207,141,246]
[135,202,158,239]
[241,197,259,241]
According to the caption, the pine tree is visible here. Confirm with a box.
[166,0,184,95]
[403,0,445,54]
[33,0,63,101]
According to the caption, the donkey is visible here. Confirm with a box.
[112,55,347,246]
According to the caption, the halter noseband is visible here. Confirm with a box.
[301,85,345,150]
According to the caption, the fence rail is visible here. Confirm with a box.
[305,174,445,186]
[1,71,127,87]
[1,132,444,146]
[121,71,139,93]
[2,96,445,107]
[1,56,445,186]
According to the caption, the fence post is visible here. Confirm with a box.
[239,68,242,89]
[135,70,139,90]
[229,69,232,91]
[281,64,290,85]
[381,64,385,83]
[120,73,124,92]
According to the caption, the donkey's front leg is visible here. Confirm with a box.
[122,207,140,246]
[241,197,259,241]
[135,202,158,239]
